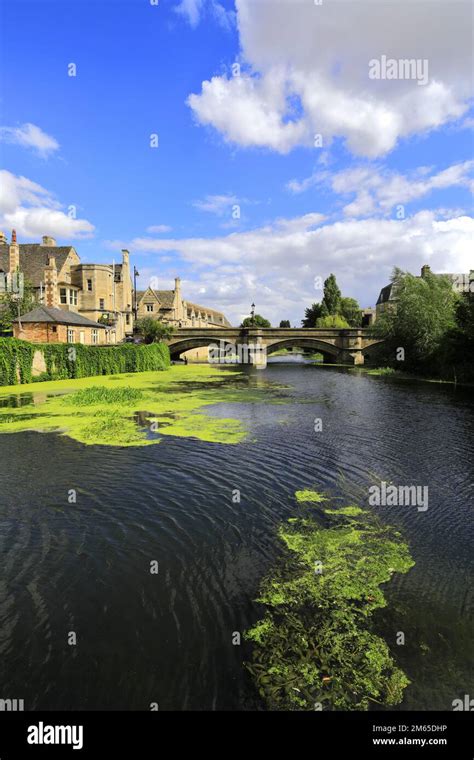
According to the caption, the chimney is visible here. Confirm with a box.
[0,231,7,244]
[421,264,431,278]
[121,249,130,265]
[44,256,59,308]
[41,235,57,246]
[9,229,19,273]
[174,276,181,296]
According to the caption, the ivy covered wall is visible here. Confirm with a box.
[0,338,170,386]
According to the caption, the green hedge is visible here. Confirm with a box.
[0,338,170,386]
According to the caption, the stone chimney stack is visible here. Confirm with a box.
[41,236,57,246]
[421,264,431,278]
[174,277,182,320]
[9,229,19,273]
[0,231,7,244]
[44,256,59,308]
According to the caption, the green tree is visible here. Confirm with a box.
[0,278,37,335]
[301,303,322,327]
[340,296,362,327]
[135,317,174,344]
[241,314,271,328]
[316,314,350,328]
[322,273,341,315]
[444,276,474,381]
[373,267,458,373]
[279,319,291,328]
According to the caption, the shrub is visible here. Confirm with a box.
[0,338,170,386]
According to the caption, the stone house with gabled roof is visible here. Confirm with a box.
[136,277,231,328]
[12,305,108,345]
[0,230,133,342]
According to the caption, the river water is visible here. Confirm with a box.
[0,364,472,710]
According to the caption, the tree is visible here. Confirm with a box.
[340,297,362,327]
[0,278,37,335]
[373,268,458,372]
[322,274,341,315]
[279,320,291,328]
[135,317,174,344]
[301,303,322,327]
[316,314,350,328]
[241,314,271,328]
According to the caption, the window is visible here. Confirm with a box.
[87,279,92,291]
[51,325,57,333]
[99,298,105,310]
[69,289,77,305]
[92,329,98,344]
[126,313,130,325]
[60,288,67,304]
[146,304,154,312]
[67,328,74,343]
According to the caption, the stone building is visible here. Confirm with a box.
[376,265,458,318]
[0,230,133,342]
[136,277,231,328]
[12,305,107,345]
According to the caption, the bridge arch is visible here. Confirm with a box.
[168,336,225,359]
[265,338,339,362]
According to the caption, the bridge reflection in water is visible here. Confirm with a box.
[166,327,383,365]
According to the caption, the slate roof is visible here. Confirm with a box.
[136,288,175,308]
[136,288,231,324]
[186,301,232,326]
[13,305,106,328]
[0,244,77,288]
[376,283,395,305]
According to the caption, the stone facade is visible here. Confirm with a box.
[136,278,231,328]
[14,321,106,345]
[0,231,133,343]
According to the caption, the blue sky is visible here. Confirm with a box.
[1,0,472,325]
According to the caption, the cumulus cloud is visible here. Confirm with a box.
[0,170,94,239]
[0,123,59,157]
[288,160,474,218]
[120,208,473,324]
[188,0,472,157]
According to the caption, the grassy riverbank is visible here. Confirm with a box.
[0,365,272,446]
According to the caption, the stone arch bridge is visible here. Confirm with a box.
[166,327,383,365]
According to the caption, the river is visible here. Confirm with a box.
[0,363,472,710]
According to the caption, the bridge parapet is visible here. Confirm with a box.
[166,327,382,365]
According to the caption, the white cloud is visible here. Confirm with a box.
[188,0,472,157]
[193,194,239,215]
[0,123,59,157]
[0,170,94,239]
[175,0,235,30]
[287,160,474,218]
[146,224,172,233]
[123,208,473,324]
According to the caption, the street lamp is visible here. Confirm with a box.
[250,302,255,326]
[133,266,140,322]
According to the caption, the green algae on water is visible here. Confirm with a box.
[245,491,415,711]
[295,489,328,503]
[0,365,278,447]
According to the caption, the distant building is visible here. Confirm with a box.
[0,230,133,342]
[361,308,376,327]
[136,278,231,328]
[375,265,458,318]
